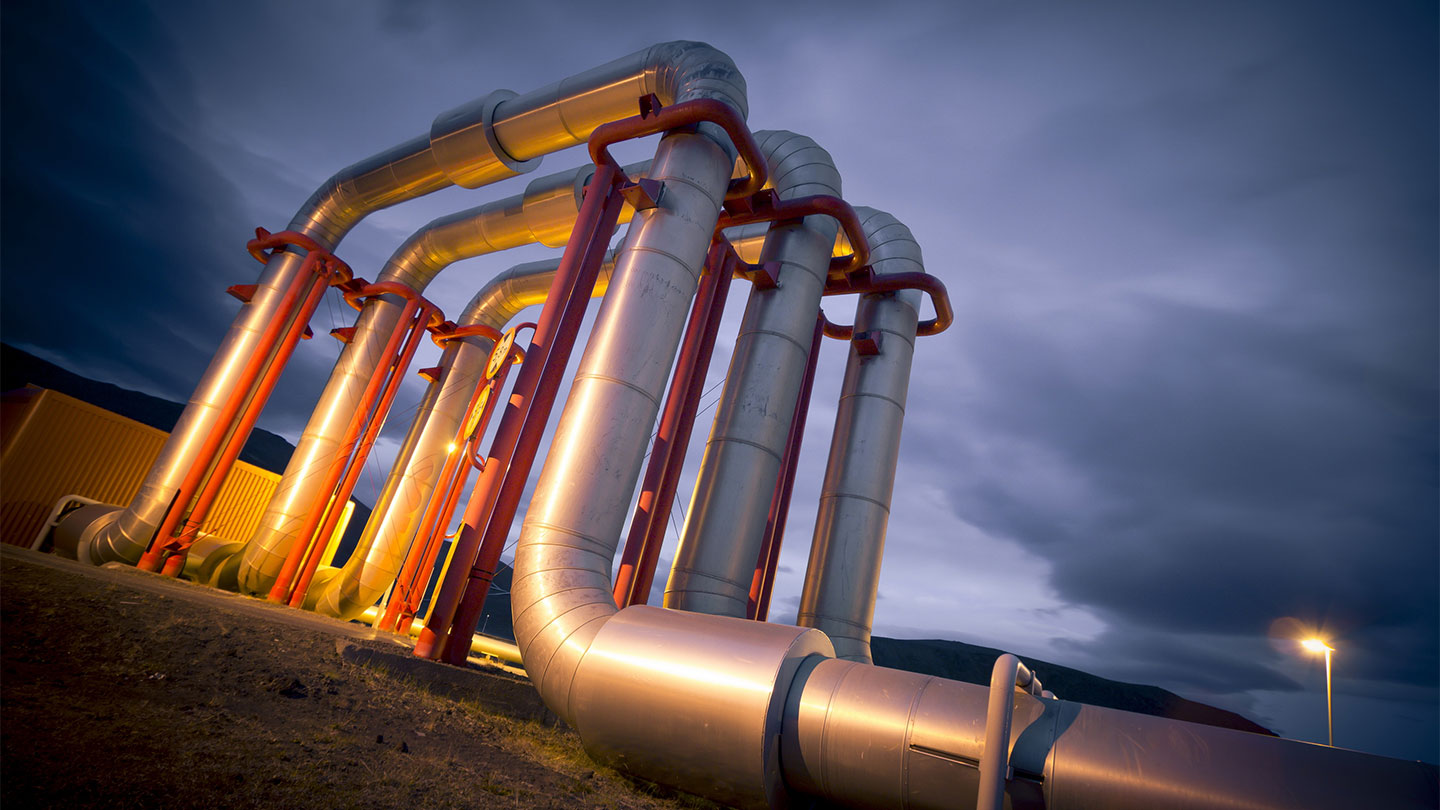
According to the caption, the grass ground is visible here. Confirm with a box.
[0,548,718,809]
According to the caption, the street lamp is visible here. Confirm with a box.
[1301,638,1334,746]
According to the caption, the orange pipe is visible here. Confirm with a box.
[139,254,325,572]
[288,296,438,606]
[267,293,422,603]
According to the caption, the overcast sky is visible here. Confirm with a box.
[2,0,1434,763]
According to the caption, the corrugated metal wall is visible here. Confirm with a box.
[0,387,289,550]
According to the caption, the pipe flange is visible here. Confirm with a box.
[430,89,541,188]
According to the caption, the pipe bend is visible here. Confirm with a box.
[288,134,451,250]
[643,41,748,120]
[854,206,926,313]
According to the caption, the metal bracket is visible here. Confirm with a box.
[737,260,781,291]
[417,366,443,383]
[852,330,881,356]
[619,178,664,211]
[330,327,356,344]
[226,284,258,303]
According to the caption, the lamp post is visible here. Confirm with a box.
[1301,638,1334,746]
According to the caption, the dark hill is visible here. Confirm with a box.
[870,636,1274,736]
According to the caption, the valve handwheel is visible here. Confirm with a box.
[486,328,516,381]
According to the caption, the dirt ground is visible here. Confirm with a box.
[0,547,717,810]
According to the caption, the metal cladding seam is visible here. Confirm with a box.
[664,130,842,618]
[795,206,925,663]
[70,40,740,571]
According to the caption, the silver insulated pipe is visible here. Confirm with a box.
[65,40,743,570]
[795,207,924,663]
[233,161,644,596]
[664,130,842,618]
[307,252,618,620]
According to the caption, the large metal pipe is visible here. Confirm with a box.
[509,108,741,712]
[503,163,1437,808]
[65,40,742,569]
[306,252,618,620]
[795,207,924,662]
[782,656,1436,810]
[233,161,644,596]
[664,130,842,617]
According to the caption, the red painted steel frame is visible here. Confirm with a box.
[747,315,825,621]
[287,292,443,606]
[140,230,351,574]
[380,323,508,622]
[378,374,489,631]
[379,331,524,632]
[436,172,628,665]
[716,192,871,276]
[820,269,953,338]
[612,241,737,608]
[412,161,626,661]
[589,97,767,202]
[267,282,443,605]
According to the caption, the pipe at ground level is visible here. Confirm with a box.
[782,657,1438,810]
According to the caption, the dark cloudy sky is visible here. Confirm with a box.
[2,0,1434,763]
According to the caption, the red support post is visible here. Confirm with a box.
[267,288,429,604]
[748,314,825,621]
[157,271,331,577]
[140,231,351,574]
[612,241,736,608]
[288,296,442,607]
[413,161,625,661]
[379,332,519,632]
[437,171,628,665]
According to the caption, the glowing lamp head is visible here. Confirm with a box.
[1301,638,1333,653]
[447,442,458,454]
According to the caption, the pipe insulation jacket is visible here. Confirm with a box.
[232,161,644,598]
[795,207,925,663]
[664,130,842,618]
[68,40,742,571]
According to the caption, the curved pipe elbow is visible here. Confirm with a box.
[853,206,926,306]
[377,162,647,292]
[289,134,452,249]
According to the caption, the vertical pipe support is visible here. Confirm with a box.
[747,313,824,621]
[613,240,736,608]
[414,161,626,660]
[438,173,628,664]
